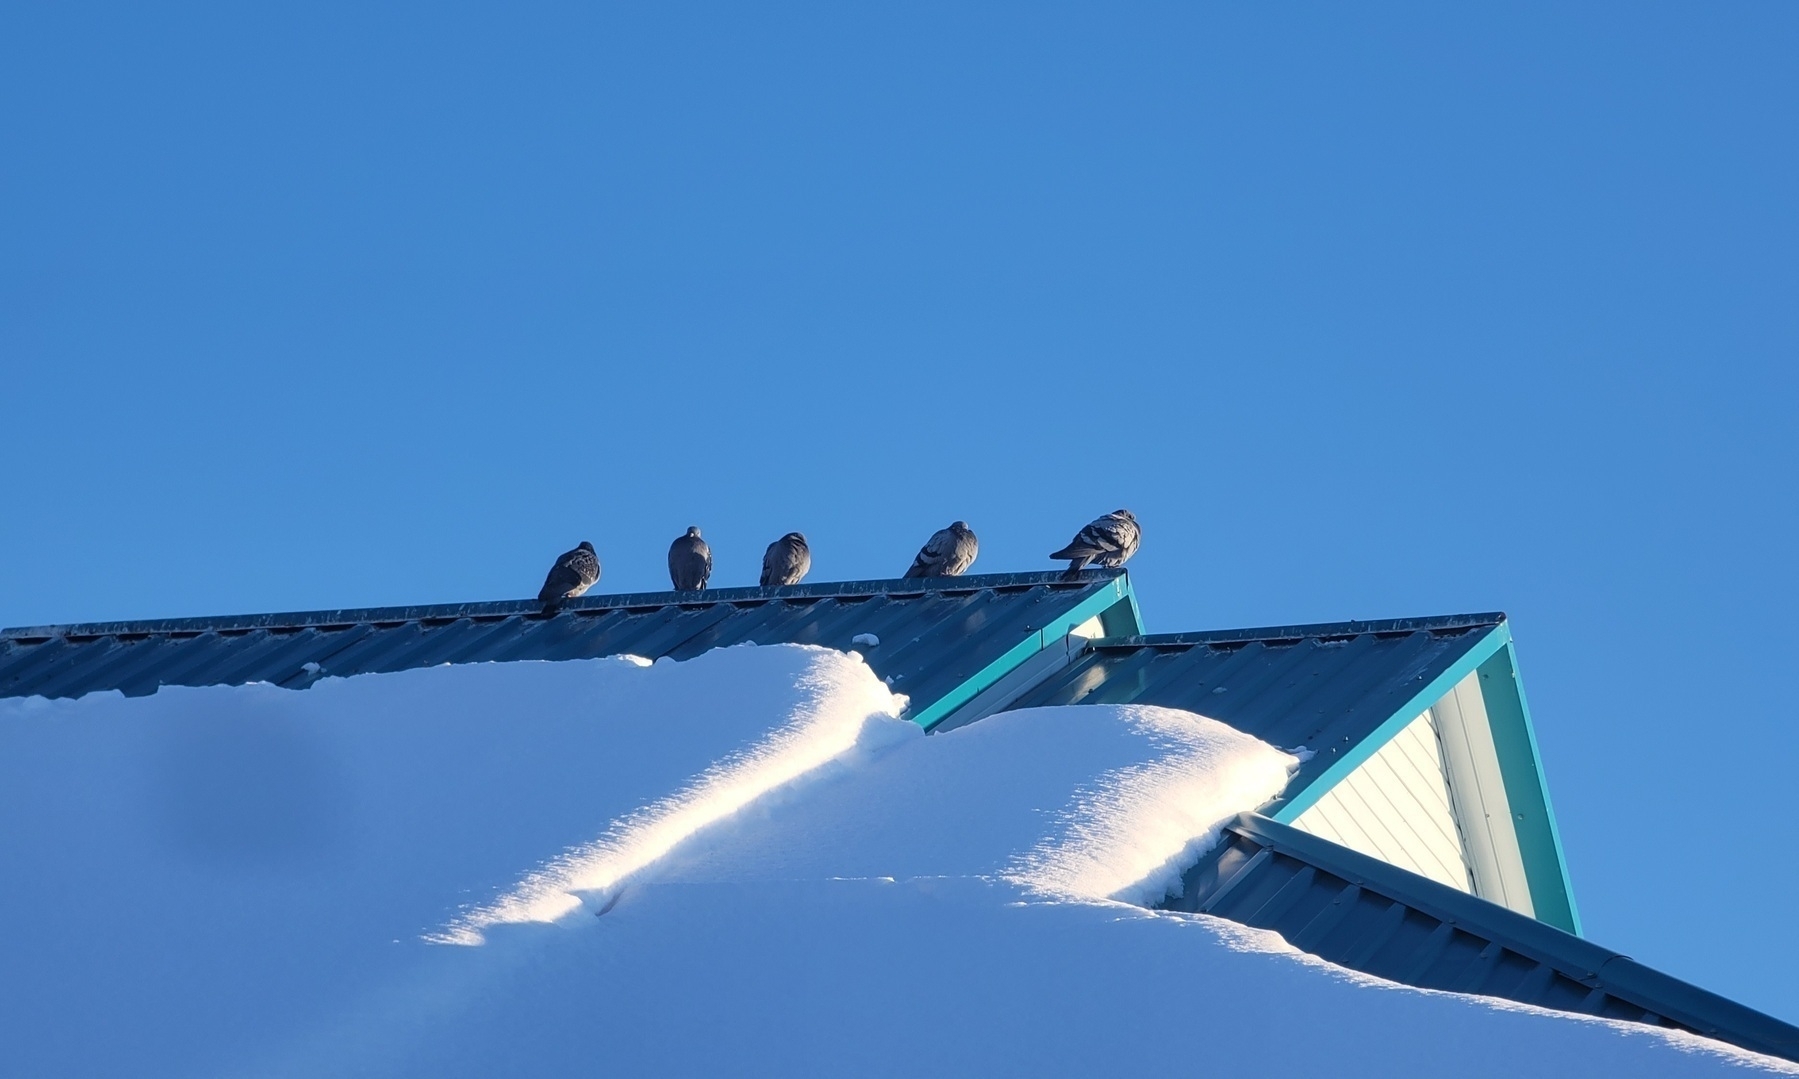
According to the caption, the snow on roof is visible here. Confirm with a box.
[2,644,1790,1076]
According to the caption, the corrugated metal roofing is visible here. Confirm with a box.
[0,571,1138,729]
[1168,813,1799,1065]
[1004,613,1507,815]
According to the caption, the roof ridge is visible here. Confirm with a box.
[1,569,1125,640]
[1087,611,1506,647]
[1179,813,1799,1064]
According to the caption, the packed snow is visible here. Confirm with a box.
[0,644,1790,1077]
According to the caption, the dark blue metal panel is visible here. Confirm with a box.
[0,572,1132,729]
[1004,614,1506,814]
[1167,814,1799,1065]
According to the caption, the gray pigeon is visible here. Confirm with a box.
[1049,510,1140,575]
[668,526,712,591]
[761,532,811,587]
[538,541,600,611]
[904,521,979,578]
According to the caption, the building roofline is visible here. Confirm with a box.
[1088,611,1507,649]
[1,569,1125,642]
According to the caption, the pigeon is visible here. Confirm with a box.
[668,526,712,591]
[1049,510,1140,575]
[761,532,811,587]
[904,521,979,578]
[538,541,600,611]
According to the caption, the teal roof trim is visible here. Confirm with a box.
[0,573,1129,729]
[909,573,1140,731]
[1478,633,1581,935]
[1263,620,1581,936]
[1268,623,1509,821]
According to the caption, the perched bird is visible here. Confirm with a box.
[1049,510,1140,576]
[538,541,600,611]
[761,532,811,587]
[904,521,979,578]
[668,526,712,591]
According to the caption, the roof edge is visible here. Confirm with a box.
[911,575,1141,731]
[2,569,1125,641]
[1478,634,1582,935]
[1204,813,1799,1064]
[1267,621,1511,821]
[1087,611,1507,648]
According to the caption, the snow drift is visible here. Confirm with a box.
[437,649,909,943]
[0,644,1790,1077]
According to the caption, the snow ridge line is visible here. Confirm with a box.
[431,653,910,945]
[1004,705,1298,906]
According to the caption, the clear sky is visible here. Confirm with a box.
[4,0,1796,1024]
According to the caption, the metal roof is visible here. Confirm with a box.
[1168,813,1799,1065]
[1005,613,1507,814]
[7,580,1789,1056]
[1001,612,1582,935]
[0,570,1140,729]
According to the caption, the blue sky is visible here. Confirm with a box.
[4,1,1796,1022]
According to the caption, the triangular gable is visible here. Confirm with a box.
[1271,622,1578,933]
[1005,614,1581,935]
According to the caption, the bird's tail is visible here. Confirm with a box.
[1057,552,1095,578]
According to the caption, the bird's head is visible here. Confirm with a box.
[1114,510,1136,522]
[686,526,702,538]
[577,541,595,553]
[951,520,970,532]
[785,532,807,544]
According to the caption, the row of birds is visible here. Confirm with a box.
[537,509,1141,608]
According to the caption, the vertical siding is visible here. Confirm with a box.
[1290,711,1474,893]
[1432,670,1536,917]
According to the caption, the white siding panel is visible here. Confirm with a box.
[1291,711,1474,893]
[1432,670,1535,917]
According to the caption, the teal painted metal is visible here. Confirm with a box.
[1169,814,1796,1063]
[1004,611,1580,935]
[1477,636,1582,935]
[1268,623,1509,823]
[1008,614,1509,809]
[0,573,1128,727]
[1099,584,1143,638]
[1263,620,1581,936]
[909,574,1140,731]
